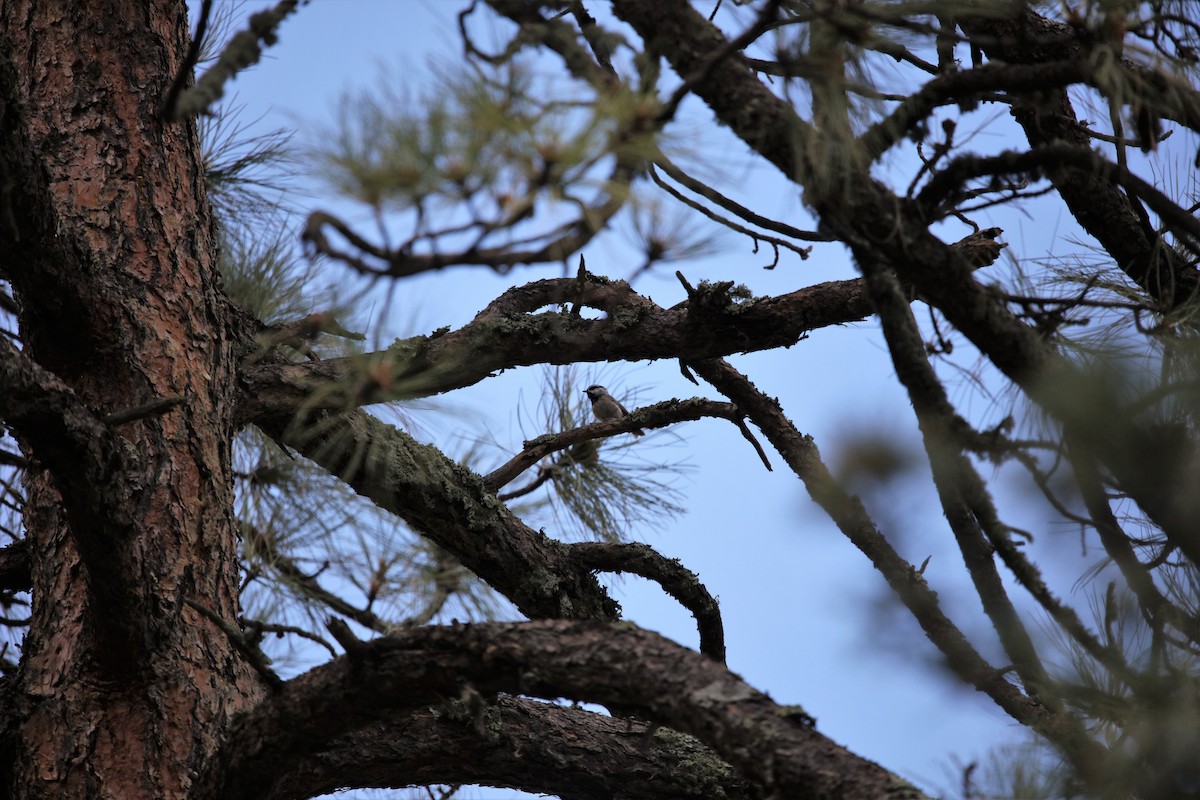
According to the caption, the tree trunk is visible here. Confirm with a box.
[0,2,256,797]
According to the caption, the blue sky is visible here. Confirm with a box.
[199,1,1129,795]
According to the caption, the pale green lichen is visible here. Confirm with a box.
[651,727,744,799]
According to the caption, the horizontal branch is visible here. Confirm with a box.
[238,273,879,420]
[860,59,1090,161]
[198,620,922,800]
[271,695,752,800]
[484,397,751,491]
[240,226,1002,423]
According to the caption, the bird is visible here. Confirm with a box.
[583,384,644,437]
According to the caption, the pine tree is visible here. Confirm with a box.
[2,2,1200,799]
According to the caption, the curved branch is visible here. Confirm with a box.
[653,154,832,242]
[197,620,921,800]
[570,541,725,663]
[0,338,145,667]
[270,695,752,800]
[303,194,626,278]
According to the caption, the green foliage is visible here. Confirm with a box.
[218,225,315,325]
[497,366,688,543]
[200,107,295,226]
[315,60,642,214]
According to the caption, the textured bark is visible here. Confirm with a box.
[239,231,1003,417]
[238,274,881,416]
[0,2,256,798]
[198,620,925,800]
[255,409,621,622]
[2,2,1187,799]
[272,697,753,800]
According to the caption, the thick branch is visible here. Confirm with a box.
[0,339,145,664]
[0,539,29,594]
[272,695,751,800]
[238,274,883,420]
[255,410,619,623]
[199,620,922,800]
[239,231,999,421]
[570,541,726,663]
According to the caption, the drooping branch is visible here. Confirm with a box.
[570,541,726,663]
[255,409,620,623]
[198,619,922,800]
[653,153,833,242]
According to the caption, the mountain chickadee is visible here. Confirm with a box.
[584,384,644,437]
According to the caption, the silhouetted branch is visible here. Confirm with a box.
[570,541,726,662]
